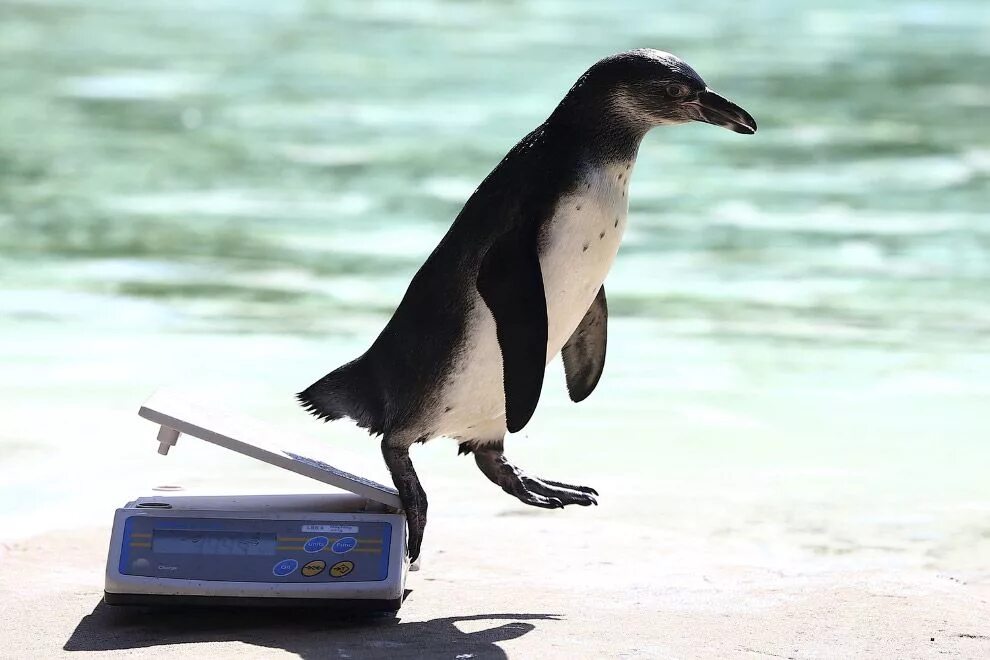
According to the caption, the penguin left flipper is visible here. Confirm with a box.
[477,225,548,434]
[561,285,608,402]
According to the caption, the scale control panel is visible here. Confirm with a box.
[119,516,393,583]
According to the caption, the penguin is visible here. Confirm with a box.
[298,49,756,561]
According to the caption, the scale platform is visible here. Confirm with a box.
[104,392,408,611]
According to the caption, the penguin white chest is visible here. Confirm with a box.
[435,161,632,440]
[540,161,631,355]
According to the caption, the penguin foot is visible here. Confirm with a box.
[467,441,598,508]
[515,475,598,507]
[382,439,428,562]
[538,479,599,497]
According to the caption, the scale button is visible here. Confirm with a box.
[329,560,354,578]
[303,536,329,553]
[301,560,326,577]
[272,559,298,577]
[331,537,357,554]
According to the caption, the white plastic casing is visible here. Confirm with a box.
[105,494,407,603]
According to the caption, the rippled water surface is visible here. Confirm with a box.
[1,1,988,544]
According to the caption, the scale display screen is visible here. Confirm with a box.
[120,516,393,583]
[152,530,277,556]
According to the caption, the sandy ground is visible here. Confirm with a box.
[3,328,990,659]
[3,384,989,659]
[3,505,989,660]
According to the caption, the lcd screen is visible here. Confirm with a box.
[152,529,277,556]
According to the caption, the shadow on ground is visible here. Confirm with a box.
[64,599,557,659]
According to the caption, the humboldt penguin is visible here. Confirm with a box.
[299,49,757,561]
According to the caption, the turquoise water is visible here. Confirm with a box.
[1,1,989,557]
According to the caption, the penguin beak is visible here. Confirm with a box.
[689,88,757,135]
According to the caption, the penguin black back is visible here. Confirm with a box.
[299,120,582,437]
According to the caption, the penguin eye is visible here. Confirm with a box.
[666,84,689,98]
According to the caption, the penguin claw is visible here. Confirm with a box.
[539,479,599,497]
[513,491,565,509]
[406,505,426,562]
[518,476,598,508]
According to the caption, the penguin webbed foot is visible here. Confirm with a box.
[469,442,598,508]
[513,475,599,508]
[381,440,428,561]
[403,495,427,562]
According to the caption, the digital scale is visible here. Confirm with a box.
[104,392,409,611]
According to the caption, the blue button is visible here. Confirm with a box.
[331,537,357,554]
[272,559,298,577]
[303,536,329,553]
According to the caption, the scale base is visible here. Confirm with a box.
[104,591,403,612]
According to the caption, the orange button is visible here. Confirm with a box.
[329,560,354,578]
[301,560,326,577]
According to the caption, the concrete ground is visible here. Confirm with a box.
[3,506,989,660]
[4,327,990,659]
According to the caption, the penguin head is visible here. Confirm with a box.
[570,49,757,135]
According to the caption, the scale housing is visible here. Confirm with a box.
[104,392,408,611]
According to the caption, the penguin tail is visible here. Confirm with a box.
[296,357,384,435]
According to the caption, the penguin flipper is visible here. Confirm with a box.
[477,226,548,434]
[561,285,608,402]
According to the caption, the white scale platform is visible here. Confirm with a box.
[104,391,409,611]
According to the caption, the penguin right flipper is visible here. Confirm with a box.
[477,225,548,434]
[561,285,608,402]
